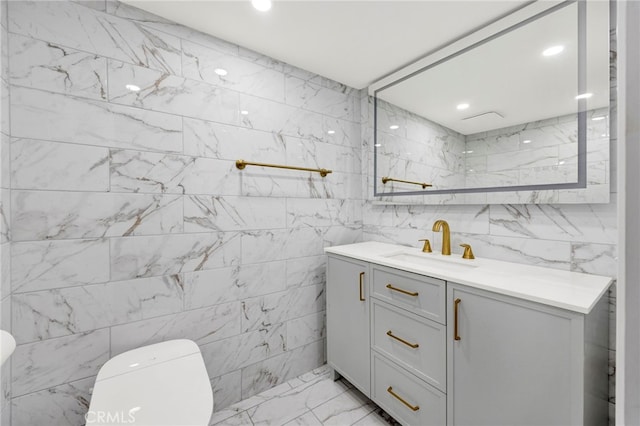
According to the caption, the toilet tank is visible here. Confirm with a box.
[87,339,213,426]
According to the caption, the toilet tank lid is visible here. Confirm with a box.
[96,339,202,381]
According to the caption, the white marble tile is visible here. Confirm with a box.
[285,255,326,289]
[9,0,181,74]
[200,324,286,378]
[241,284,325,333]
[286,198,356,229]
[1,73,9,136]
[0,188,8,244]
[321,225,363,248]
[489,202,617,244]
[452,232,572,270]
[110,302,241,355]
[239,168,341,199]
[571,242,617,278]
[286,311,325,351]
[182,39,285,102]
[1,242,9,299]
[392,203,490,234]
[10,34,107,101]
[185,195,286,232]
[183,117,286,163]
[183,262,287,310]
[11,376,93,426]
[311,388,374,425]
[211,410,252,426]
[11,190,183,241]
[11,139,109,191]
[352,410,392,426]
[248,378,350,426]
[238,93,326,141]
[11,87,183,152]
[284,134,361,179]
[11,329,109,396]
[110,231,240,280]
[108,60,239,124]
[283,411,322,426]
[12,275,183,343]
[285,76,357,122]
[241,228,325,264]
[241,340,325,399]
[105,1,239,56]
[322,116,361,148]
[12,238,109,293]
[110,150,240,195]
[211,370,242,413]
[1,132,9,188]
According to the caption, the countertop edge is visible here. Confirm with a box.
[325,242,613,315]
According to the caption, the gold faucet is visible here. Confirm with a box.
[432,220,451,255]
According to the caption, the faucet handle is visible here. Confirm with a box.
[460,244,475,259]
[419,239,432,253]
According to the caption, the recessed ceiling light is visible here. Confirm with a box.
[457,103,470,110]
[389,125,399,130]
[462,150,474,154]
[542,45,564,56]
[327,130,335,135]
[558,161,566,165]
[125,84,140,92]
[522,139,532,144]
[240,110,249,115]
[374,144,382,147]
[575,93,593,100]
[252,0,272,12]
[592,116,606,121]
[214,68,228,76]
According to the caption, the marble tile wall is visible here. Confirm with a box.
[3,1,363,424]
[1,0,11,424]
[465,107,610,190]
[375,99,466,193]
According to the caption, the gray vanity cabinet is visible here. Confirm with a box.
[326,255,371,396]
[447,284,609,426]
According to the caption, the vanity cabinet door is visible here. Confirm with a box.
[447,284,583,426]
[327,255,371,396]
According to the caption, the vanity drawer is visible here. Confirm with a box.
[372,351,446,426]
[372,299,446,392]
[372,265,445,324]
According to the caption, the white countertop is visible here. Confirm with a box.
[325,241,613,314]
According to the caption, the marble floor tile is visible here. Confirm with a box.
[212,365,397,426]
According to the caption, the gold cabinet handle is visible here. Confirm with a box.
[454,298,461,341]
[359,272,365,301]
[386,330,419,348]
[386,284,419,297]
[387,386,420,411]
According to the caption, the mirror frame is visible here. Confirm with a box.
[371,1,599,198]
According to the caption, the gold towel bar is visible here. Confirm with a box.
[381,177,432,189]
[236,160,332,177]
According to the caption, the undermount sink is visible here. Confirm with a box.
[383,251,478,271]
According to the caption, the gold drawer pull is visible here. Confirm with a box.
[454,298,461,341]
[387,386,420,412]
[386,284,419,297]
[387,330,419,348]
[359,272,365,301]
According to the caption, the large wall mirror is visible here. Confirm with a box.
[370,0,610,203]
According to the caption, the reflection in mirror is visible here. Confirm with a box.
[373,0,610,201]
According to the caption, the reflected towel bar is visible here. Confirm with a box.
[236,160,332,177]
[382,177,432,189]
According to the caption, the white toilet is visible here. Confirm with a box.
[87,339,213,426]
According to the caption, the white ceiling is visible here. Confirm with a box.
[121,0,532,89]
